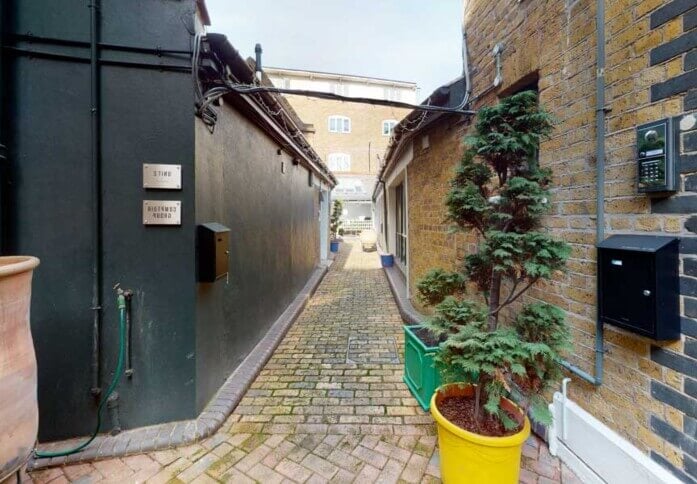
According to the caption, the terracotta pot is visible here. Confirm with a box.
[0,256,40,481]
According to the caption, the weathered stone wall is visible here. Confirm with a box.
[405,0,697,479]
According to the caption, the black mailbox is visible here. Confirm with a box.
[597,234,679,340]
[197,223,230,282]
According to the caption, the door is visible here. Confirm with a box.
[395,182,407,266]
[319,189,329,261]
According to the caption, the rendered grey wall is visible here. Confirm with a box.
[4,0,198,440]
[194,101,320,411]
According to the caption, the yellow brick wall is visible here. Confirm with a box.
[405,0,696,470]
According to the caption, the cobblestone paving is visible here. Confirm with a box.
[27,240,579,483]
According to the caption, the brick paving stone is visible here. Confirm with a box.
[28,240,578,483]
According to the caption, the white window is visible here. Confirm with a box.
[328,115,351,133]
[382,120,398,136]
[335,178,366,195]
[331,83,350,96]
[384,87,401,101]
[327,153,351,172]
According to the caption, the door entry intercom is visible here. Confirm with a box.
[636,118,677,193]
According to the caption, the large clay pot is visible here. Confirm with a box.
[0,256,39,482]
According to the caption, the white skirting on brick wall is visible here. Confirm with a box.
[548,392,681,484]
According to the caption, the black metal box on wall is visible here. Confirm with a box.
[198,223,230,282]
[597,235,679,340]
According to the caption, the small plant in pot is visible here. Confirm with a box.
[330,199,343,253]
[417,92,572,483]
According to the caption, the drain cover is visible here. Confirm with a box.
[346,336,400,364]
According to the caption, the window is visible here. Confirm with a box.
[383,87,401,101]
[327,153,351,172]
[382,120,398,136]
[334,178,366,195]
[331,83,350,96]
[328,115,351,133]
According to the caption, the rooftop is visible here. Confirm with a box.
[265,66,418,89]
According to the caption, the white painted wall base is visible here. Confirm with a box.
[548,392,680,484]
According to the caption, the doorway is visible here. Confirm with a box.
[395,182,407,266]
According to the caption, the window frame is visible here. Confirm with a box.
[382,119,398,136]
[327,153,351,172]
[383,87,401,101]
[328,115,351,133]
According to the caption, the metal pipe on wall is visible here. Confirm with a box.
[0,0,6,253]
[89,0,103,398]
[560,0,605,387]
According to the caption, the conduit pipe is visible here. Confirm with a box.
[559,0,605,386]
[0,0,6,252]
[89,0,103,398]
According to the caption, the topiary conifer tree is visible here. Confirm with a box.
[417,91,572,430]
[330,199,343,240]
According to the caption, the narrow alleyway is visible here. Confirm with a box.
[28,240,577,484]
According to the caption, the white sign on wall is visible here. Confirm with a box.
[143,163,181,189]
[143,200,181,225]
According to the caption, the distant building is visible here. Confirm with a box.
[266,67,417,233]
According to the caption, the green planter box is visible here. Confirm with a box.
[403,325,441,410]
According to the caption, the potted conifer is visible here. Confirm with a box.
[330,199,342,253]
[416,92,571,483]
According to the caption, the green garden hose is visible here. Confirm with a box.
[34,293,127,458]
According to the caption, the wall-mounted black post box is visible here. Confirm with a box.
[597,235,679,340]
[197,223,230,282]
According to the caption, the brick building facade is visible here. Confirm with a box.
[266,68,416,229]
[375,0,697,481]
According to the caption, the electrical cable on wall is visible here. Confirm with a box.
[192,32,475,135]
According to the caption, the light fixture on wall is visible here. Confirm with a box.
[493,43,504,88]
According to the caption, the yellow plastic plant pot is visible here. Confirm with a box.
[430,383,531,484]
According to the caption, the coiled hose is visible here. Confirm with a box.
[34,293,127,458]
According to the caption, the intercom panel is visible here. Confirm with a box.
[636,118,677,193]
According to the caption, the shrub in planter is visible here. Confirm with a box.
[330,200,342,252]
[402,273,466,410]
[402,324,442,410]
[416,91,572,483]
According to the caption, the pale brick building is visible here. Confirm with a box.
[266,68,417,231]
[375,0,697,481]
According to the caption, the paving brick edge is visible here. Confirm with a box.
[29,262,331,471]
[382,265,424,325]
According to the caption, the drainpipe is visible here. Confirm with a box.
[559,0,605,387]
[89,0,103,399]
[0,0,6,253]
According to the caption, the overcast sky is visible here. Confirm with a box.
[204,0,464,97]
